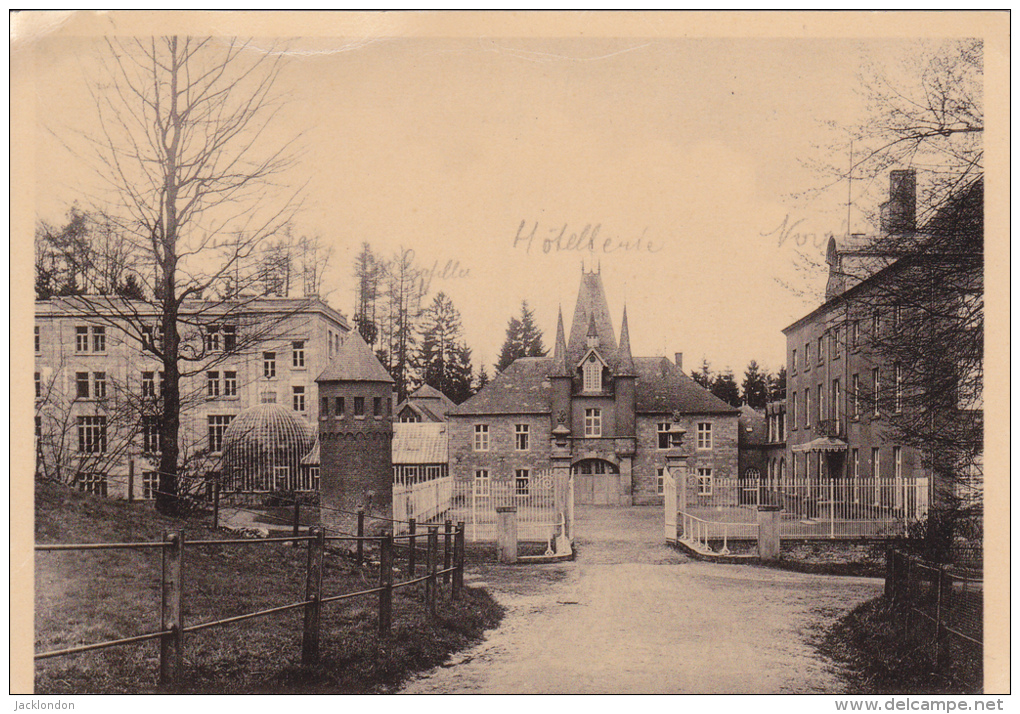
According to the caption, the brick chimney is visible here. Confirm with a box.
[675,352,683,371]
[880,169,916,235]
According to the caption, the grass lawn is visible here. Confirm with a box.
[34,480,504,694]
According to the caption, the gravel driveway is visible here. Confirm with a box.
[400,505,883,694]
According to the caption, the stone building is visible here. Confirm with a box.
[34,295,348,499]
[448,269,739,507]
[315,332,395,533]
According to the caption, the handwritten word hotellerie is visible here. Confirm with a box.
[513,220,662,255]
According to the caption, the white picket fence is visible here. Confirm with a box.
[392,476,453,533]
[450,471,569,543]
[678,475,930,541]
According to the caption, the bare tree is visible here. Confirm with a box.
[50,36,311,514]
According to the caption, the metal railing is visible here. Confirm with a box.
[678,511,759,555]
[35,522,468,686]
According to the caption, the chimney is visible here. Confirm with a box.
[880,169,916,235]
[674,352,683,371]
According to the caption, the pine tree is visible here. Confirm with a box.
[741,360,769,409]
[475,364,490,392]
[495,300,546,371]
[692,358,713,389]
[768,365,787,401]
[711,369,742,408]
[416,292,474,404]
[353,242,382,346]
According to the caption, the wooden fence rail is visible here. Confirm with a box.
[35,522,468,685]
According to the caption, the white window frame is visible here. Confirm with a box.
[515,424,530,451]
[263,352,277,379]
[657,423,671,449]
[697,468,713,496]
[657,467,665,495]
[207,371,220,397]
[515,468,530,495]
[93,372,107,400]
[894,363,903,413]
[583,355,602,392]
[77,416,107,453]
[293,385,306,413]
[474,469,490,496]
[872,367,880,416]
[91,326,106,353]
[208,415,233,453]
[584,408,602,437]
[223,370,237,397]
[141,471,158,500]
[75,326,89,352]
[473,424,490,451]
[292,340,306,369]
[696,422,712,450]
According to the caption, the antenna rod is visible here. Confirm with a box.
[847,139,854,235]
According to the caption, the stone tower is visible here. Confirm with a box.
[315,333,394,535]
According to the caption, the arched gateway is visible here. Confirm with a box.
[572,458,620,505]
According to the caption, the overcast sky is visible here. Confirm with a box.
[33,35,931,377]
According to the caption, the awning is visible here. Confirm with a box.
[792,437,848,453]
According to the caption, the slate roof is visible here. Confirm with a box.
[453,355,737,417]
[738,405,767,447]
[316,333,393,383]
[632,358,739,415]
[453,358,555,415]
[392,422,448,464]
[566,270,618,367]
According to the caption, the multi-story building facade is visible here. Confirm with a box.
[448,269,739,507]
[34,295,349,500]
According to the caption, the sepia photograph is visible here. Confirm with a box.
[10,10,1009,701]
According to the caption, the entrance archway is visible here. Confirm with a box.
[572,458,619,505]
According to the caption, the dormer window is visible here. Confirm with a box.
[583,353,602,392]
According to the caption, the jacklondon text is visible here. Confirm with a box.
[13,702,75,710]
[513,220,663,255]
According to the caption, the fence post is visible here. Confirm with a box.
[408,518,417,577]
[292,498,301,547]
[496,506,518,564]
[212,482,220,530]
[934,566,947,669]
[302,527,324,665]
[378,534,393,635]
[426,526,439,618]
[356,510,365,567]
[159,529,184,686]
[756,505,781,561]
[452,522,465,600]
[443,520,452,586]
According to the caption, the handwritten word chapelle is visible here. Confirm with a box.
[513,220,663,255]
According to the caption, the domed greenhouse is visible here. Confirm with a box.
[221,403,318,493]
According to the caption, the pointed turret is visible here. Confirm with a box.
[552,305,569,376]
[567,269,618,367]
[586,313,600,348]
[618,304,635,374]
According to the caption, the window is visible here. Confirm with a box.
[208,415,233,452]
[515,468,530,495]
[207,371,220,397]
[321,396,330,418]
[292,341,305,368]
[515,424,530,451]
[791,349,797,374]
[35,372,41,398]
[893,305,901,330]
[77,416,107,453]
[894,363,903,413]
[852,320,860,348]
[473,424,489,451]
[142,416,161,453]
[93,372,107,399]
[658,422,671,449]
[804,388,811,428]
[75,326,89,352]
[142,371,156,398]
[263,352,276,379]
[274,466,291,491]
[223,371,237,397]
[142,471,158,500]
[697,468,713,496]
[353,396,365,417]
[76,372,90,399]
[852,374,860,417]
[373,396,382,417]
[222,325,237,352]
[831,378,840,423]
[851,448,859,479]
[584,408,602,437]
[204,328,221,353]
[872,367,880,416]
[804,342,810,370]
[335,396,345,417]
[697,422,712,450]
[894,446,902,481]
[831,327,840,359]
[34,326,40,353]
[817,336,824,364]
[583,354,602,392]
[790,391,797,429]
[293,386,306,412]
[474,469,490,496]
[92,326,106,353]
[76,472,108,496]
[872,447,881,479]
[817,382,824,424]
[872,310,881,335]
[657,467,665,495]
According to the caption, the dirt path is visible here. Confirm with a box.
[400,505,883,694]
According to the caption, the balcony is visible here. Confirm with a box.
[815,418,845,439]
